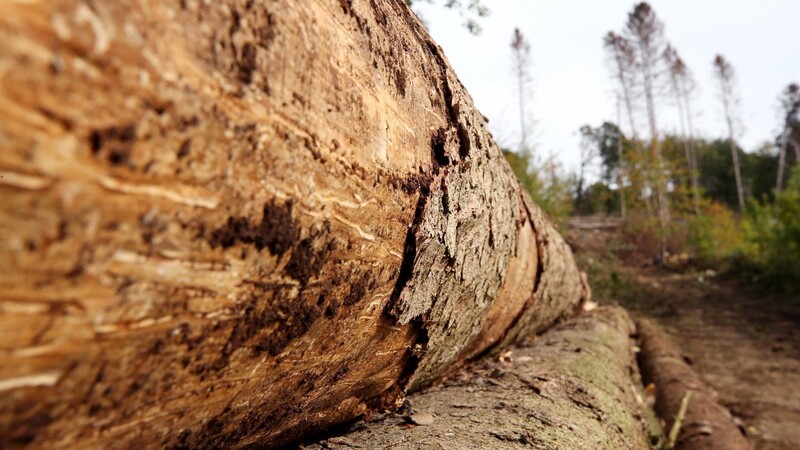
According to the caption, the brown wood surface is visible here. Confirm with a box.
[308,307,653,450]
[0,1,588,448]
[637,319,752,450]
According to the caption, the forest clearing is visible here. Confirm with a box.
[0,0,797,449]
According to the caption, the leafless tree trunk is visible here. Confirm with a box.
[776,83,800,194]
[664,44,700,215]
[728,138,746,212]
[777,128,790,194]
[604,32,640,142]
[605,32,642,221]
[0,1,591,448]
[511,28,532,153]
[576,133,600,207]
[713,54,746,212]
[617,96,627,218]
[681,77,702,215]
[626,2,671,260]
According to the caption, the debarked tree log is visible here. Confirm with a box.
[637,319,752,450]
[307,307,654,450]
[0,0,588,448]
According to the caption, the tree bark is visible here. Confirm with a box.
[638,41,670,260]
[616,96,627,219]
[681,88,701,217]
[306,307,655,450]
[0,1,588,448]
[728,134,746,212]
[637,319,752,450]
[794,136,800,165]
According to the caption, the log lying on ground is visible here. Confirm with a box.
[637,319,752,450]
[307,307,654,450]
[0,0,588,448]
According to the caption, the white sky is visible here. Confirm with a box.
[412,0,800,173]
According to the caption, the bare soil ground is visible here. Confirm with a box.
[567,218,800,450]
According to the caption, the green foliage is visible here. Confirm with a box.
[579,122,625,183]
[749,143,782,202]
[688,201,742,267]
[740,167,800,288]
[696,138,780,206]
[574,182,619,215]
[574,122,635,216]
[503,149,573,224]
[695,139,740,207]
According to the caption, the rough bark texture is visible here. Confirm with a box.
[307,307,654,450]
[637,319,752,450]
[0,1,588,448]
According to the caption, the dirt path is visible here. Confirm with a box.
[567,218,800,450]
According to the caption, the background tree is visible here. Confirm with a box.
[604,32,640,141]
[712,54,746,212]
[678,54,701,215]
[575,126,600,209]
[616,97,627,218]
[603,31,640,219]
[511,28,533,152]
[617,94,626,219]
[576,123,627,215]
[695,139,778,207]
[776,82,800,193]
[749,142,782,202]
[664,44,700,215]
[625,2,670,259]
[579,122,625,184]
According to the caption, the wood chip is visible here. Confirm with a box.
[409,412,435,426]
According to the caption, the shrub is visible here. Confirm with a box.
[688,201,742,268]
[740,167,800,288]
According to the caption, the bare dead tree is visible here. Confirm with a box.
[616,95,627,218]
[679,61,701,214]
[625,2,670,260]
[604,32,640,141]
[577,127,601,205]
[663,44,700,215]
[777,82,800,194]
[511,28,533,152]
[713,54,746,212]
[604,31,640,219]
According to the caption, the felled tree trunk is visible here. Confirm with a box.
[0,0,588,448]
[637,320,752,450]
[308,307,654,450]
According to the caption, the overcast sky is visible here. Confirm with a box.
[412,0,800,173]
